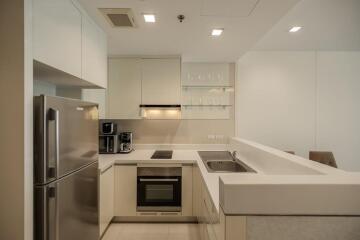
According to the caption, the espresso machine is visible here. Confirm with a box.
[118,132,133,153]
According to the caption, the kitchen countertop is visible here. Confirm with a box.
[98,139,360,216]
[99,146,234,213]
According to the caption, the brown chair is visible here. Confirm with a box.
[309,151,337,168]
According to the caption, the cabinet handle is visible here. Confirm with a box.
[139,212,157,216]
[47,108,59,180]
[160,212,179,216]
[139,178,179,182]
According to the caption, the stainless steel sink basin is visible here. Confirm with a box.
[206,160,249,172]
[198,151,256,173]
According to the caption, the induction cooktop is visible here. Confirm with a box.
[151,150,173,159]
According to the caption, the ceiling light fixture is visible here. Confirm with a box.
[289,26,302,33]
[211,28,224,36]
[143,14,156,23]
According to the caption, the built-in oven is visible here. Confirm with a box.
[137,167,181,212]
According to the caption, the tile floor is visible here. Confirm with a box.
[102,223,200,240]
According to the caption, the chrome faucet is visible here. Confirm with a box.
[231,150,238,160]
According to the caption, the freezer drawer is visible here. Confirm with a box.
[34,162,99,240]
[34,95,99,185]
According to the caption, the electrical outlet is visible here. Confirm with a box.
[207,135,215,140]
[215,135,224,139]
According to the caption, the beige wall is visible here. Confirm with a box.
[236,51,360,171]
[0,0,33,239]
[236,51,316,158]
[111,119,234,144]
[109,63,235,144]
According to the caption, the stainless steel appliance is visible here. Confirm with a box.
[137,167,182,212]
[100,122,117,135]
[34,95,99,240]
[99,135,118,154]
[118,132,133,153]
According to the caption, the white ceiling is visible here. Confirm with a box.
[77,0,300,62]
[254,0,360,51]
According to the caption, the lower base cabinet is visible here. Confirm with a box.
[194,165,226,240]
[99,165,114,236]
[194,165,246,240]
[114,165,137,216]
[182,165,193,216]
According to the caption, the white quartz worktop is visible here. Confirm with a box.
[99,139,360,216]
[99,145,233,212]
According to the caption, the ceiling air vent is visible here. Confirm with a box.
[99,8,137,27]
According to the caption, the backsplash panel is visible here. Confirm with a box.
[101,119,234,144]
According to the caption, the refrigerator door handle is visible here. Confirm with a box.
[48,108,60,179]
[55,184,59,240]
[47,184,59,240]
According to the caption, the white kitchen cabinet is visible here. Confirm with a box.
[106,57,181,119]
[82,13,107,88]
[82,89,106,119]
[99,165,114,236]
[33,0,82,78]
[182,165,193,216]
[193,165,202,217]
[203,185,218,240]
[194,165,226,240]
[33,0,107,88]
[114,165,137,216]
[107,58,142,119]
[141,58,181,105]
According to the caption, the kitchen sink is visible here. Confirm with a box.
[198,151,256,173]
[206,160,249,172]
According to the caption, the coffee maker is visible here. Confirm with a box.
[118,132,133,153]
[99,122,118,154]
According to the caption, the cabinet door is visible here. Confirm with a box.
[33,0,82,78]
[182,166,193,216]
[141,58,181,104]
[213,209,225,240]
[198,170,206,240]
[99,166,114,236]
[82,14,107,88]
[114,165,137,216]
[193,166,201,217]
[107,58,142,119]
[203,187,217,240]
[82,89,106,119]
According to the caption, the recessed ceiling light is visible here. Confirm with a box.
[289,26,302,33]
[211,28,224,36]
[143,14,156,23]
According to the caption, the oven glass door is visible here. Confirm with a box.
[137,176,181,208]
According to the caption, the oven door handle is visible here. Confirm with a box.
[139,178,179,182]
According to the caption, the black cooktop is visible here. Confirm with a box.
[151,150,173,159]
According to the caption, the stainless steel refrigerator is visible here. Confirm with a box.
[34,95,99,240]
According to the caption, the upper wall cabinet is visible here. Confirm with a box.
[107,58,142,119]
[107,57,181,119]
[33,0,82,78]
[141,58,181,105]
[82,13,107,88]
[33,0,107,88]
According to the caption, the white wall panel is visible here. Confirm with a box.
[236,51,360,171]
[236,52,316,158]
[317,52,360,171]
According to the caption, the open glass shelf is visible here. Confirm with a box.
[182,85,233,88]
[182,104,232,106]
